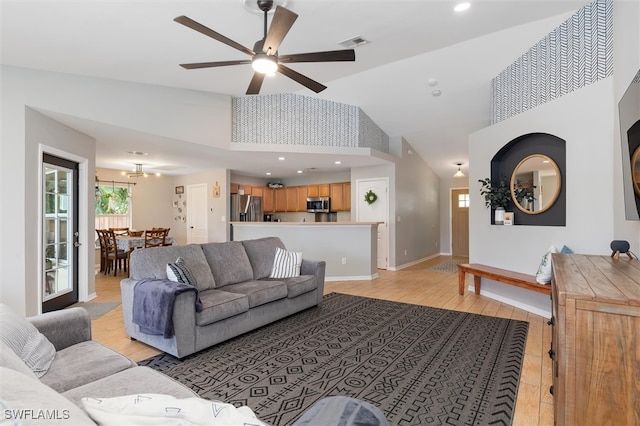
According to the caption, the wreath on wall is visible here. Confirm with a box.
[364,190,378,205]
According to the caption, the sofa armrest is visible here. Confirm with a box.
[27,307,92,351]
[301,259,326,305]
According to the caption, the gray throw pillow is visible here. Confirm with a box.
[0,304,56,378]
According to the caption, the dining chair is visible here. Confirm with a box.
[95,229,107,273]
[103,229,128,276]
[144,229,167,248]
[109,227,129,236]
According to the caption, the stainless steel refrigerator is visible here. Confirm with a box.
[230,194,263,222]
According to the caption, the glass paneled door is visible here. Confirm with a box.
[42,154,79,312]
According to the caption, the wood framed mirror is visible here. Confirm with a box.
[510,154,561,214]
[633,146,640,197]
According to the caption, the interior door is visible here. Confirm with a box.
[451,188,469,256]
[42,154,79,312]
[187,184,208,244]
[356,178,389,269]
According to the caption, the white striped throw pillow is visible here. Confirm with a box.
[0,304,56,378]
[269,247,303,279]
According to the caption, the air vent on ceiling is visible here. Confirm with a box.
[339,36,369,49]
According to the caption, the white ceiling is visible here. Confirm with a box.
[1,0,590,179]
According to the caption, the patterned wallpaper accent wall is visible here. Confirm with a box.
[491,0,613,124]
[232,93,389,152]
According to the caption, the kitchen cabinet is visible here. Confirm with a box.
[274,188,287,212]
[286,187,298,212]
[318,184,330,197]
[296,186,308,212]
[230,183,239,194]
[344,182,351,211]
[251,186,264,198]
[307,185,319,198]
[263,188,274,213]
[330,183,344,211]
[239,184,252,195]
[550,254,640,426]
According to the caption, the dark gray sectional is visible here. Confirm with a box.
[120,237,326,358]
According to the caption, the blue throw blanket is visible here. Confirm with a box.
[133,279,202,338]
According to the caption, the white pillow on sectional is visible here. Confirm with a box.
[0,304,56,378]
[535,245,557,284]
[270,247,303,279]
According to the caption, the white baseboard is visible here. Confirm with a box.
[468,284,551,318]
[390,253,440,271]
[326,273,379,281]
[84,292,97,302]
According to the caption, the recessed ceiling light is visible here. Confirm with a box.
[427,78,438,87]
[432,89,442,97]
[278,157,285,161]
[297,170,303,174]
[266,172,272,176]
[454,2,471,12]
[335,161,342,165]
[127,150,148,156]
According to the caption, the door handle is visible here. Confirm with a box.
[73,242,81,247]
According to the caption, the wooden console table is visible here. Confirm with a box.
[550,254,640,425]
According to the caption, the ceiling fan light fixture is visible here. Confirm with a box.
[252,54,278,74]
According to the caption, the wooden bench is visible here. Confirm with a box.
[457,263,551,296]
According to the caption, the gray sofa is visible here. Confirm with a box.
[120,236,326,358]
[0,305,197,425]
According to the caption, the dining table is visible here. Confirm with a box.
[116,235,176,252]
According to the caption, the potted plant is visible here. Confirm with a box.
[479,177,511,224]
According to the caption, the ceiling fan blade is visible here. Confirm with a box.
[174,15,255,57]
[262,6,298,55]
[180,59,251,70]
[279,49,356,63]
[278,64,327,93]
[246,73,266,95]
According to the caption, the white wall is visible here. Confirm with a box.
[172,169,230,244]
[469,78,616,317]
[1,66,232,315]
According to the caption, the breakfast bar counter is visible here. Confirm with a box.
[231,222,380,280]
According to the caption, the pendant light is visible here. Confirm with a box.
[453,163,465,178]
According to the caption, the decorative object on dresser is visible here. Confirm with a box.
[549,254,640,425]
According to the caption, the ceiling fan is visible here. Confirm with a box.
[174,0,356,95]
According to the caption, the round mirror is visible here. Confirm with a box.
[632,146,640,197]
[510,154,561,214]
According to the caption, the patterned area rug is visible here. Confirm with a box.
[427,257,469,273]
[140,293,528,426]
[66,301,120,320]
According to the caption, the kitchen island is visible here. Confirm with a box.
[231,222,380,280]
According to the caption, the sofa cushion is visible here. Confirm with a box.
[62,366,198,407]
[223,280,288,308]
[241,237,286,280]
[201,241,254,288]
[196,290,249,326]
[269,275,317,299]
[0,366,96,425]
[0,303,56,378]
[0,341,38,379]
[40,341,136,393]
[130,244,216,292]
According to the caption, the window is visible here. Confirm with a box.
[95,184,131,234]
[458,193,470,208]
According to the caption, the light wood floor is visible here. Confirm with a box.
[90,256,553,425]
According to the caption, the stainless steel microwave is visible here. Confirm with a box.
[306,197,330,213]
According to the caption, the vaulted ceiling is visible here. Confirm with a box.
[1,0,590,178]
